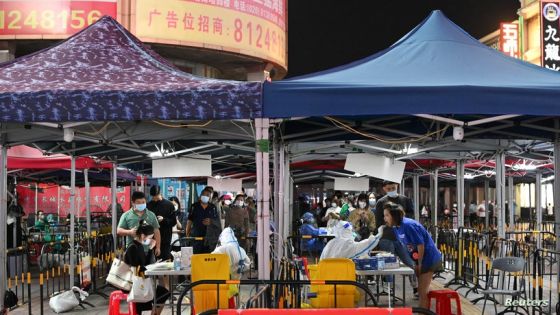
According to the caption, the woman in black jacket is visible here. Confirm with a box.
[124,220,169,315]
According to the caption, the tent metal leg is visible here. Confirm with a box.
[111,164,117,252]
[485,179,490,231]
[555,139,560,252]
[69,156,76,287]
[255,118,271,280]
[456,160,465,228]
[413,174,420,221]
[496,151,506,238]
[508,176,515,231]
[85,169,91,253]
[0,146,7,310]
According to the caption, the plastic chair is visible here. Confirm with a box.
[427,289,462,315]
[108,290,136,315]
[191,253,231,314]
[310,258,357,308]
[480,256,527,315]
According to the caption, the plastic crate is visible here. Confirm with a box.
[353,257,379,270]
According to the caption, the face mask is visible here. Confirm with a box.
[142,236,153,246]
[359,201,367,209]
[174,204,179,211]
[236,201,245,207]
[369,199,376,206]
[224,200,232,206]
[387,191,398,198]
[135,203,146,211]
[331,203,337,208]
[201,196,210,204]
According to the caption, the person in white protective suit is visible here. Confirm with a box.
[320,221,384,260]
[212,227,251,279]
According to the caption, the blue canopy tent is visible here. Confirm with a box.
[264,10,560,117]
[0,16,261,122]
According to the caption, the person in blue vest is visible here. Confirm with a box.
[299,212,326,256]
[383,202,442,309]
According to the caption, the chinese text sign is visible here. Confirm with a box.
[134,0,286,68]
[542,1,560,70]
[500,23,518,58]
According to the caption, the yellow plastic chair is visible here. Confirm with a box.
[310,258,357,308]
[191,254,230,313]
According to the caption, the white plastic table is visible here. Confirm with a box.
[145,267,191,315]
[355,265,415,306]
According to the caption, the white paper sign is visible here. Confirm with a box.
[344,153,405,183]
[207,178,243,192]
[152,155,212,178]
[334,177,370,192]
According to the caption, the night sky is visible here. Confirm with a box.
[286,0,520,77]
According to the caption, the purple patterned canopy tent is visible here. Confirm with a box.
[0,16,262,122]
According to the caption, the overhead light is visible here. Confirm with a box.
[464,173,475,179]
[214,175,222,179]
[401,145,419,154]
[149,150,168,158]
[63,128,74,142]
[542,175,554,183]
[354,172,362,177]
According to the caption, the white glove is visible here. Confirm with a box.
[377,225,386,236]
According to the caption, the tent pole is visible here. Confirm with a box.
[496,151,506,238]
[279,145,286,250]
[272,130,280,276]
[255,118,271,280]
[284,151,291,240]
[0,146,8,310]
[255,118,263,279]
[69,156,76,287]
[413,173,420,221]
[536,171,542,248]
[57,185,61,222]
[400,177,405,196]
[456,160,465,228]
[484,179,490,232]
[508,176,515,231]
[554,137,560,252]
[35,183,38,217]
[85,169,91,253]
[433,169,439,245]
[111,163,117,252]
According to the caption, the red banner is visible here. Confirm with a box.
[17,183,130,217]
[0,0,117,36]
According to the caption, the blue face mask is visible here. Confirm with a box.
[387,191,398,198]
[135,203,147,211]
[201,196,210,204]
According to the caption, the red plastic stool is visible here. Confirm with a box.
[427,290,462,315]
[108,291,136,315]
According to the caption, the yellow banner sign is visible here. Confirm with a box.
[134,0,286,68]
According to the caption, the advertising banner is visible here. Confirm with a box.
[134,0,286,67]
[17,184,130,217]
[541,0,560,70]
[0,0,117,37]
